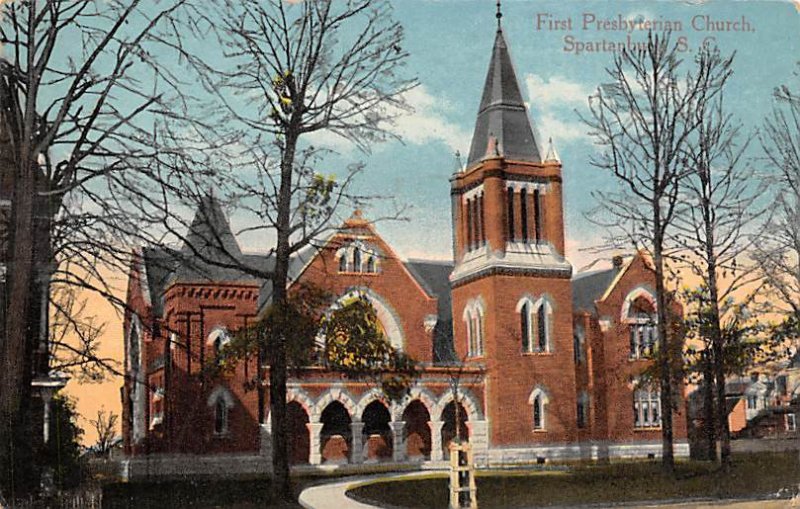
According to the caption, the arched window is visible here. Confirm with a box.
[366,256,376,273]
[537,305,547,351]
[573,326,585,365]
[214,399,229,434]
[478,193,485,246]
[208,327,230,358]
[208,386,234,436]
[623,289,658,360]
[533,298,552,353]
[519,296,551,353]
[529,388,549,431]
[507,187,515,241]
[520,188,528,242]
[464,300,485,357]
[353,249,362,272]
[577,392,589,429]
[533,189,542,242]
[472,310,484,357]
[466,310,475,356]
[633,385,661,428]
[521,302,531,352]
[339,254,348,273]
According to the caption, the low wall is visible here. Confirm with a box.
[731,437,800,454]
[122,454,270,481]
[487,440,691,465]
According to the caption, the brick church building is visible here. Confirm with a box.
[122,16,687,478]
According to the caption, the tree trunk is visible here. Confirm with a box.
[269,131,298,503]
[0,151,36,495]
[653,225,675,472]
[702,352,717,461]
[706,260,730,468]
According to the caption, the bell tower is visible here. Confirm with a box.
[449,5,578,449]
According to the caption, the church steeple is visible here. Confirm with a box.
[466,15,541,168]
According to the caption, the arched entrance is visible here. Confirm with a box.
[362,400,392,462]
[287,401,310,465]
[320,401,352,464]
[403,400,431,460]
[441,401,469,458]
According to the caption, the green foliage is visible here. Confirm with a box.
[319,295,418,401]
[209,286,417,402]
[42,394,84,490]
[681,285,769,382]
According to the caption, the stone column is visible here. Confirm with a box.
[259,422,272,457]
[42,391,53,444]
[350,422,365,464]
[468,420,489,466]
[307,422,324,465]
[428,420,445,462]
[390,421,406,462]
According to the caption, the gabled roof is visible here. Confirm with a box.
[571,267,620,314]
[466,28,541,167]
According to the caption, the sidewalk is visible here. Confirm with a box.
[298,471,440,509]
[298,472,797,509]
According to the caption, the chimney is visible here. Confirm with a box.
[612,255,624,270]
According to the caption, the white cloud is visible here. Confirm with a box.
[391,86,469,154]
[537,113,586,143]
[525,74,592,146]
[304,85,470,155]
[525,74,593,108]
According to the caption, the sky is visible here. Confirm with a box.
[64,0,800,445]
[263,0,800,271]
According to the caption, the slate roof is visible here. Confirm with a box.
[405,259,456,363]
[571,267,620,314]
[466,28,541,167]
[139,195,275,317]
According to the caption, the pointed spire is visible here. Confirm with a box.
[544,137,561,163]
[453,150,464,173]
[484,134,501,159]
[182,193,242,262]
[466,21,541,168]
[344,208,369,228]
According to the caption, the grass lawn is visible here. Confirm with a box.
[348,452,800,508]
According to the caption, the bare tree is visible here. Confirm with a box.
[756,63,800,329]
[88,408,119,457]
[48,284,118,382]
[0,0,187,495]
[161,0,417,501]
[670,45,770,468]
[582,32,731,471]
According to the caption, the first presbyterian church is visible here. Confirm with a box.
[121,12,688,478]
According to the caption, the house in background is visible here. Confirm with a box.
[727,368,800,440]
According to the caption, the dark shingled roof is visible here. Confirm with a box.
[171,194,261,283]
[466,29,541,167]
[139,196,275,317]
[142,247,179,317]
[404,259,455,363]
[571,267,619,314]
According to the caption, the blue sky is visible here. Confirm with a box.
[261,0,798,270]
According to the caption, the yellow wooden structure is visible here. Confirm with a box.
[448,440,477,508]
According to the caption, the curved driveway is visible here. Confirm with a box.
[297,472,795,509]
